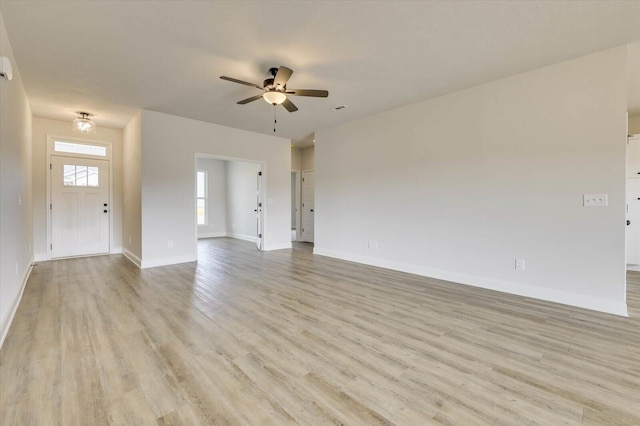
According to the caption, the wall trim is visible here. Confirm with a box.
[313,247,629,317]
[0,260,34,350]
[141,254,196,269]
[227,233,257,243]
[122,248,142,268]
[198,231,227,239]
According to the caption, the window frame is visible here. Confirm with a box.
[196,170,207,226]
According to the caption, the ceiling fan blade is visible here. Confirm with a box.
[282,98,298,112]
[285,89,329,97]
[273,66,293,89]
[237,94,264,105]
[220,76,263,90]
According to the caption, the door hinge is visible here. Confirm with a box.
[302,178,304,182]
[258,202,262,207]
[258,233,262,238]
[50,203,52,210]
[50,244,52,250]
[50,163,52,170]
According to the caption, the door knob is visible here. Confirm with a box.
[310,209,314,212]
[104,203,108,207]
[104,210,108,213]
[628,220,631,226]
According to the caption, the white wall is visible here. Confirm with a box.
[315,46,628,316]
[0,11,33,347]
[197,158,227,238]
[122,112,142,265]
[291,147,302,170]
[302,145,315,171]
[226,161,260,241]
[139,110,291,268]
[31,117,124,260]
[630,115,640,134]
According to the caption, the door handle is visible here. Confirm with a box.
[104,210,108,213]
[628,220,631,226]
[310,209,314,212]
[104,203,108,207]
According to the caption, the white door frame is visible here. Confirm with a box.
[627,134,640,271]
[45,135,113,260]
[194,153,266,259]
[291,170,301,241]
[301,169,314,243]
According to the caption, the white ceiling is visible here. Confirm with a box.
[2,1,639,145]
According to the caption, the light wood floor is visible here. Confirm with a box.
[1,238,639,425]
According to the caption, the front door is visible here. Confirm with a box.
[301,170,314,243]
[51,156,110,258]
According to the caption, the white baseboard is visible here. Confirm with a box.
[110,246,123,254]
[227,233,257,243]
[198,232,227,239]
[122,248,142,268]
[141,254,196,269]
[0,260,34,350]
[627,265,640,272]
[313,247,628,317]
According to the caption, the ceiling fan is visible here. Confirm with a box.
[220,66,329,112]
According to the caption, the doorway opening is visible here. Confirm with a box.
[194,154,265,258]
[46,137,112,259]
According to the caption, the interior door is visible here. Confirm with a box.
[627,136,640,266]
[627,179,640,266]
[256,170,262,250]
[301,170,314,243]
[51,156,110,258]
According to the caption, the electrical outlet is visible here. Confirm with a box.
[515,259,525,271]
[583,194,608,207]
[167,240,173,248]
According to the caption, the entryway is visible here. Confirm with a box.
[47,138,112,259]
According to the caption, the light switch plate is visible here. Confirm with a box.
[583,194,608,207]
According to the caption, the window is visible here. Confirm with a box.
[54,141,107,157]
[197,171,207,225]
[64,165,99,187]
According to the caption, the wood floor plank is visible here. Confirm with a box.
[1,237,639,425]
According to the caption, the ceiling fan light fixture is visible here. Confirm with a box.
[263,91,287,105]
[72,112,96,134]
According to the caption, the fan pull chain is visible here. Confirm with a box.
[273,105,277,133]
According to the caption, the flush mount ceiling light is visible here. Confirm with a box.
[262,90,287,105]
[73,112,96,134]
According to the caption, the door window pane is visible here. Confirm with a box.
[87,167,99,187]
[63,164,99,187]
[54,141,107,156]
[64,165,76,186]
[76,166,87,186]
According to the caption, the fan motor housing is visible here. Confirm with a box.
[263,78,275,89]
